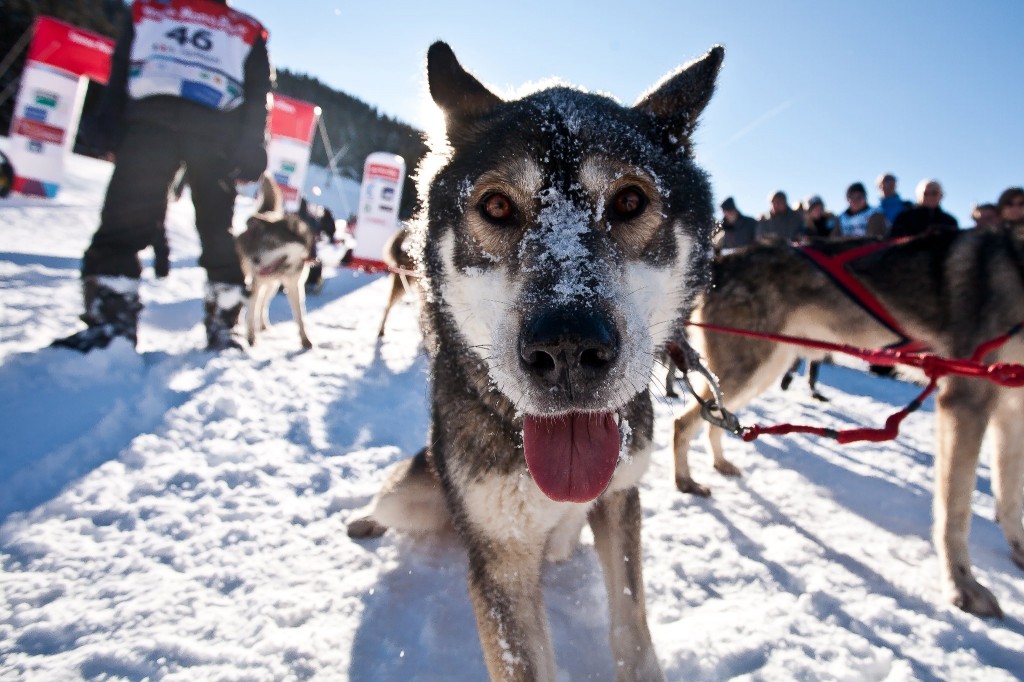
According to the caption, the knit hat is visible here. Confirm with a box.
[805,195,824,209]
[720,197,737,212]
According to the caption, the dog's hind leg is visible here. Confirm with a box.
[673,399,711,496]
[590,487,665,682]
[990,391,1024,570]
[377,274,406,338]
[347,448,449,538]
[246,281,266,345]
[284,276,313,348]
[663,359,678,398]
[933,378,1002,617]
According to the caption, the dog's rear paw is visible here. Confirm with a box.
[347,516,388,539]
[714,460,743,477]
[951,577,1003,618]
[676,476,711,497]
[301,337,313,350]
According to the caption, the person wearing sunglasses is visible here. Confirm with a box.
[890,179,959,238]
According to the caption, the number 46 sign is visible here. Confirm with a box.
[129,0,266,112]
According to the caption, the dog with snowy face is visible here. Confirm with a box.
[235,174,314,349]
[349,42,723,680]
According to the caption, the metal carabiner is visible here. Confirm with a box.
[671,341,745,436]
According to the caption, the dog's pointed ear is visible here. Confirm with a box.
[427,41,502,128]
[633,45,724,152]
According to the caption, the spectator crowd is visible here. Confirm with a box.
[717,173,1023,251]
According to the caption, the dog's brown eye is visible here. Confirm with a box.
[610,187,647,221]
[481,193,515,223]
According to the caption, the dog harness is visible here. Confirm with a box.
[673,236,1024,445]
[794,237,928,352]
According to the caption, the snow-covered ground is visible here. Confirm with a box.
[1,149,1023,681]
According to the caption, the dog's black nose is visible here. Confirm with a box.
[519,307,619,395]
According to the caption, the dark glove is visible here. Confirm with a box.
[228,142,268,183]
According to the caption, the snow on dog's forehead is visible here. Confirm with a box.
[521,87,663,158]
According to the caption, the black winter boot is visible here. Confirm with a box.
[204,282,246,351]
[52,277,142,352]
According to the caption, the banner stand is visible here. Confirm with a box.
[266,94,320,213]
[348,151,406,273]
[7,17,113,198]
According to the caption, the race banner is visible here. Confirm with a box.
[8,17,114,198]
[266,94,320,212]
[349,152,406,272]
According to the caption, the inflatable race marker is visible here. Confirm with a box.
[8,17,114,198]
[266,95,320,212]
[348,152,406,273]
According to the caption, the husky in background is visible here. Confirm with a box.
[235,175,315,349]
[673,234,1024,618]
[348,41,724,680]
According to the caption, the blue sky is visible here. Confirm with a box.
[235,0,1023,224]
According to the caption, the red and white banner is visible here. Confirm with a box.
[9,17,114,198]
[27,16,114,85]
[349,152,406,272]
[266,94,320,212]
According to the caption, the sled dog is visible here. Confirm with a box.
[376,226,418,338]
[235,175,314,349]
[673,234,1024,618]
[348,42,724,680]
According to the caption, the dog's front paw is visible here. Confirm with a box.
[301,336,313,350]
[949,575,1003,618]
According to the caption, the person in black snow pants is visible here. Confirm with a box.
[55,0,274,352]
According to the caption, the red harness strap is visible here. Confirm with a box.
[796,238,927,352]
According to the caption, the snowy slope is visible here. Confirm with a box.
[1,150,1023,681]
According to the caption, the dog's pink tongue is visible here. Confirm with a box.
[522,413,619,503]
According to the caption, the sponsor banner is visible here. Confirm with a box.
[351,152,406,271]
[268,94,320,143]
[8,63,88,198]
[28,16,114,85]
[266,95,320,212]
[8,17,113,197]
